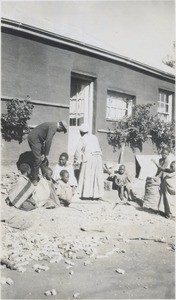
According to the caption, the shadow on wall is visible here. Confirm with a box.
[1,133,68,167]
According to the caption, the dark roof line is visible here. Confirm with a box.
[1,17,175,80]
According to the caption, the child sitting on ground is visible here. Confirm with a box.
[56,170,74,207]
[6,163,36,211]
[106,164,131,202]
[52,152,77,189]
[33,166,60,208]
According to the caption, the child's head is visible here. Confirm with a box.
[60,170,69,183]
[59,152,69,166]
[43,167,53,180]
[118,164,126,174]
[19,163,31,176]
[161,148,169,159]
[170,161,175,172]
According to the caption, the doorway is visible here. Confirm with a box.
[68,74,94,157]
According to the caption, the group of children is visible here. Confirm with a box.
[6,156,75,211]
[7,150,133,211]
[6,147,175,219]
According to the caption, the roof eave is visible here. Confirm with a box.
[1,17,175,81]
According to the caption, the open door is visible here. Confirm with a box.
[68,75,94,158]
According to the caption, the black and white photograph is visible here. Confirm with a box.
[1,1,175,299]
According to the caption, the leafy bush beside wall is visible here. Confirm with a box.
[107,103,175,156]
[1,98,34,143]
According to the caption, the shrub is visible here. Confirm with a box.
[1,97,34,143]
[150,117,175,154]
[107,103,175,155]
[107,104,154,152]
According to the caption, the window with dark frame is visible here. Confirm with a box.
[70,80,86,127]
[158,89,173,122]
[106,90,135,121]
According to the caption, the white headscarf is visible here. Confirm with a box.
[79,123,89,133]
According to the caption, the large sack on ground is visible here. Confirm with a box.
[1,199,33,230]
[32,178,50,207]
[143,177,160,210]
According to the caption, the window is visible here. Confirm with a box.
[158,90,173,122]
[68,74,94,156]
[70,81,85,126]
[106,91,134,121]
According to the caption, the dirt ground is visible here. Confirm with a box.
[0,166,175,300]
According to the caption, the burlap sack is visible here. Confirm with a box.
[143,177,160,210]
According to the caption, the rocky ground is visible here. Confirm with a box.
[0,167,175,299]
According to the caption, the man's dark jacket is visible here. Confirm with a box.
[28,122,58,156]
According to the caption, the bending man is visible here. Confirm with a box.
[28,121,67,185]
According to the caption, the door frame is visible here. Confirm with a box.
[68,72,95,158]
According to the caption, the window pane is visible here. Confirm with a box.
[106,91,134,120]
[70,79,89,126]
[158,113,168,122]
[160,93,164,102]
[158,90,174,122]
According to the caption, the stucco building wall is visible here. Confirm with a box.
[1,28,175,165]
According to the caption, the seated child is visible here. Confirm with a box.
[33,166,60,208]
[106,164,131,202]
[52,152,77,189]
[56,170,74,207]
[16,151,49,181]
[6,163,36,211]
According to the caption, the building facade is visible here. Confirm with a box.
[1,18,175,165]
